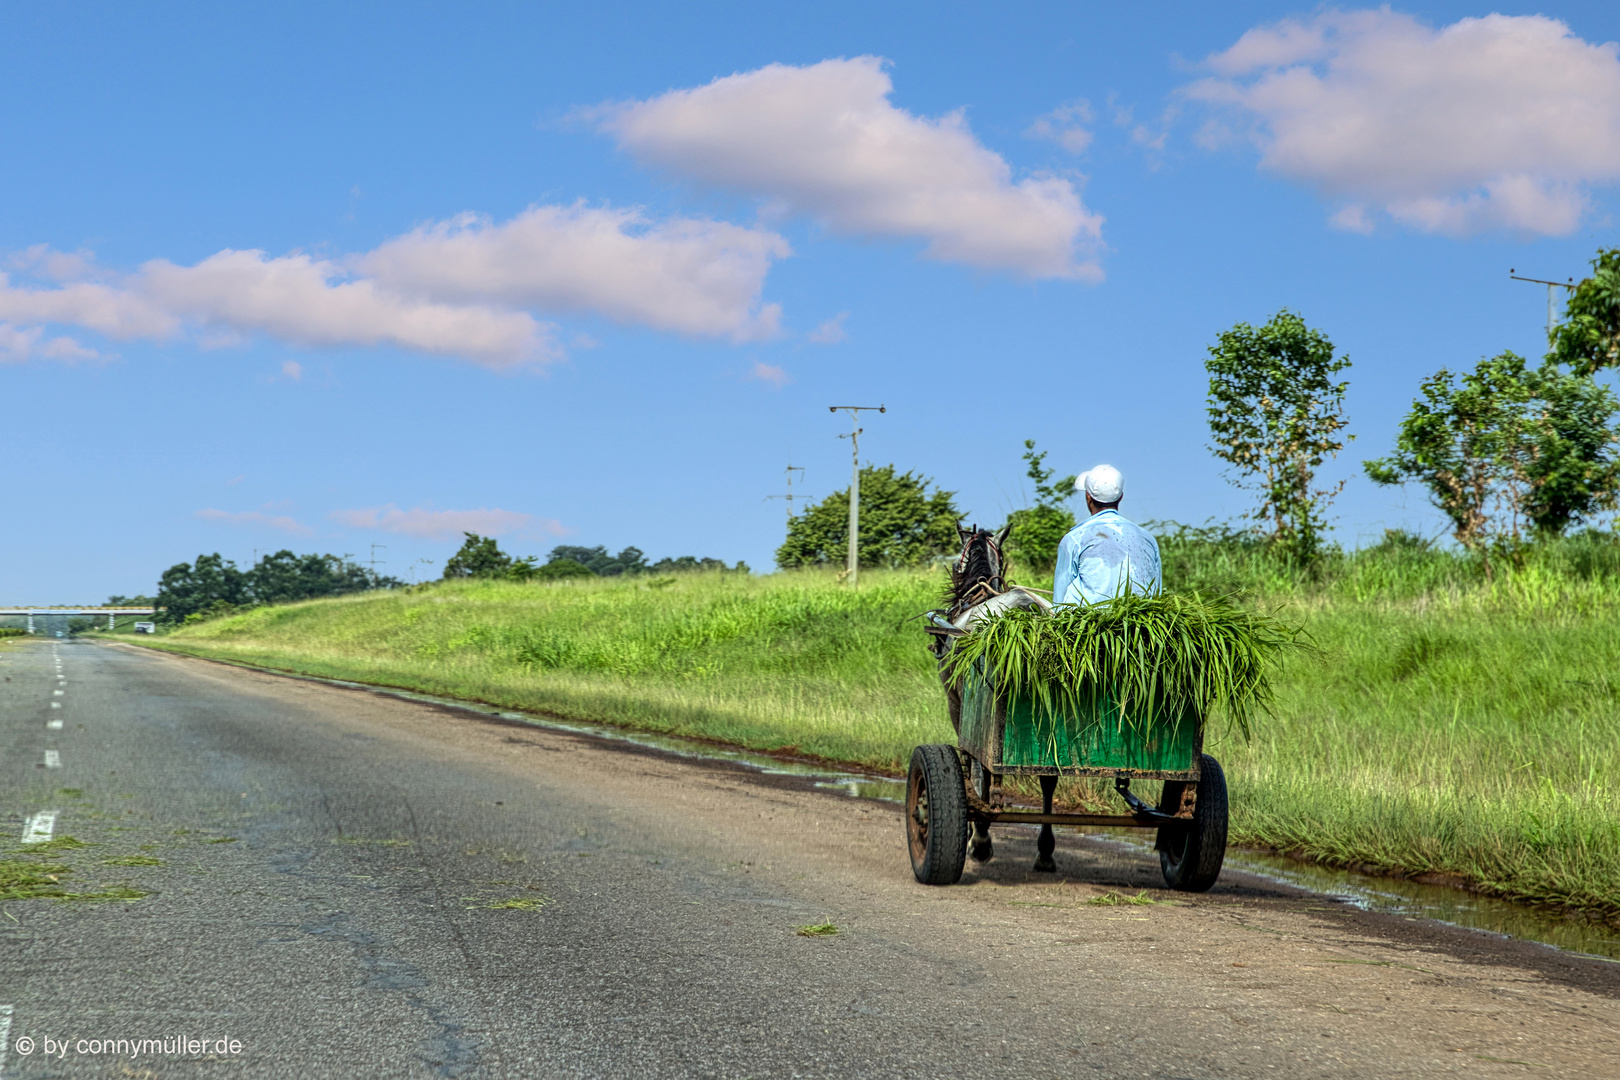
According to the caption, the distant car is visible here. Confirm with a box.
[134,621,156,634]
[54,631,63,638]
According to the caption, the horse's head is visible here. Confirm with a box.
[947,522,1012,613]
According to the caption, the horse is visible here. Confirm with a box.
[926,523,1059,871]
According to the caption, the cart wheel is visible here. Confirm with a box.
[906,745,970,885]
[1157,753,1228,892]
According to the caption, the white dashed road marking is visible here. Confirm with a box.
[21,810,57,843]
[52,690,63,697]
[43,750,60,769]
[46,718,62,730]
[49,703,60,710]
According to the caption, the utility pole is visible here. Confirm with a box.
[369,543,387,575]
[764,463,807,524]
[828,405,886,586]
[1510,269,1576,338]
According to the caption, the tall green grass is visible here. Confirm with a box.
[147,537,1620,922]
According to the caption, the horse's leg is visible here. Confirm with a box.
[969,761,994,863]
[1034,775,1058,873]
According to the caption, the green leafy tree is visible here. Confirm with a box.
[1205,311,1352,561]
[249,550,399,603]
[647,555,750,574]
[1004,440,1077,571]
[776,464,962,570]
[1550,247,1620,376]
[545,545,649,576]
[527,557,594,580]
[442,533,513,579]
[1524,364,1620,534]
[1364,352,1620,563]
[156,554,250,623]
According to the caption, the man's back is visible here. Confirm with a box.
[1052,509,1162,606]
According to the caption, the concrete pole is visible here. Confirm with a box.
[847,426,861,587]
[109,612,116,630]
[828,405,884,588]
[26,612,33,634]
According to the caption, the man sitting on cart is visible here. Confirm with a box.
[1053,463,1162,605]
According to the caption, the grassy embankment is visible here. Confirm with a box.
[140,532,1620,922]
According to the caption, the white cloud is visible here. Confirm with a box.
[195,508,313,535]
[807,313,847,345]
[0,201,791,368]
[1026,102,1094,154]
[140,250,555,369]
[596,57,1104,280]
[1184,10,1620,235]
[361,204,787,342]
[746,361,790,389]
[330,505,562,540]
[0,273,178,339]
[0,322,100,364]
[8,244,103,283]
[280,360,303,381]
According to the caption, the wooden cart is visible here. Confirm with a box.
[906,655,1229,890]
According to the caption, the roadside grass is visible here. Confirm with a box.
[141,535,1620,923]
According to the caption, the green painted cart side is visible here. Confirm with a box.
[958,661,1203,781]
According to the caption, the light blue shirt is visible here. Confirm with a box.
[1052,509,1162,606]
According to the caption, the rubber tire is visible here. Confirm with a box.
[907,744,970,885]
[1158,753,1228,892]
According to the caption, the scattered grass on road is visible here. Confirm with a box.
[795,921,841,937]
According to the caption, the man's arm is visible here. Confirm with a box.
[1051,531,1076,606]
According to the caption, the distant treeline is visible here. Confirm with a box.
[155,551,401,624]
[145,536,746,626]
[443,534,748,581]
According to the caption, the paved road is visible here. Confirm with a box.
[1,639,1617,1078]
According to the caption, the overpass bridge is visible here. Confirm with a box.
[0,607,160,633]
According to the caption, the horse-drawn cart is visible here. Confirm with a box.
[909,626,1229,891]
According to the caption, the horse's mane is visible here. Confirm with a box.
[946,523,1011,616]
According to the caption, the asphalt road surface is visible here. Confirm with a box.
[1,638,1617,1079]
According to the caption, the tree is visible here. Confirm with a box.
[545,545,648,576]
[1550,247,1620,376]
[249,550,398,603]
[529,557,594,580]
[776,464,962,570]
[155,550,399,623]
[1205,311,1352,561]
[156,554,250,623]
[1004,440,1076,571]
[1364,352,1620,564]
[1523,364,1620,535]
[442,533,513,579]
[646,555,750,574]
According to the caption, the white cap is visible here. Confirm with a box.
[1079,464,1124,504]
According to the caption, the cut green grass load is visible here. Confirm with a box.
[131,535,1620,924]
[941,591,1309,742]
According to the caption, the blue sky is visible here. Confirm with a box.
[3,1,1618,599]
